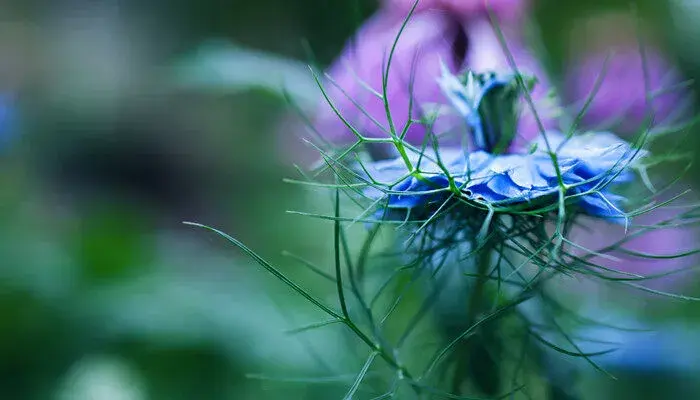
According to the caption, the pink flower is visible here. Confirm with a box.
[315,11,465,145]
[563,12,686,135]
[314,6,554,148]
[383,0,530,21]
[566,49,682,135]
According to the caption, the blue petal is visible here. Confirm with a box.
[535,130,646,187]
[534,156,579,181]
[496,155,549,189]
[387,175,451,208]
[465,182,508,202]
[576,192,626,220]
[486,174,527,199]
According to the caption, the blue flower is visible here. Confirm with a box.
[361,130,645,221]
[362,148,480,211]
[0,94,15,147]
[438,66,533,153]
[574,322,700,373]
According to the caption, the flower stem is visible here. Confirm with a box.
[468,240,492,325]
[452,238,493,394]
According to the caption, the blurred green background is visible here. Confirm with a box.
[1,0,699,399]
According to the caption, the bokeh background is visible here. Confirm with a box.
[1,0,700,399]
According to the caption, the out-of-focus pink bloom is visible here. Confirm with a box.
[566,49,682,134]
[314,9,555,148]
[564,13,685,135]
[315,11,464,144]
[383,0,530,22]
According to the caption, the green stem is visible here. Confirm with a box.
[452,239,493,394]
[467,240,493,323]
[394,140,414,172]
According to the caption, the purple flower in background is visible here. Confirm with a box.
[314,2,555,148]
[315,11,465,144]
[566,49,682,134]
[563,12,686,135]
